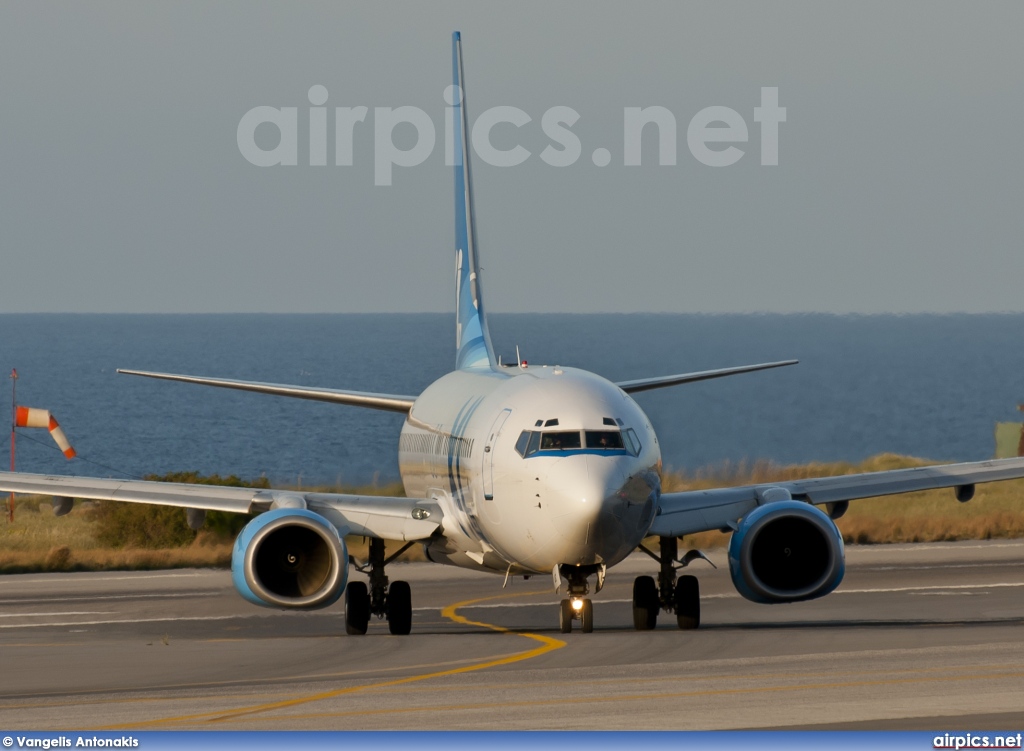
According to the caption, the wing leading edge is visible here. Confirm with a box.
[616,360,798,394]
[651,456,1024,538]
[0,471,440,542]
[117,369,416,413]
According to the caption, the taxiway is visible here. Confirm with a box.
[1,541,1023,730]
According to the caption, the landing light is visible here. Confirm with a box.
[411,508,431,520]
[571,598,584,611]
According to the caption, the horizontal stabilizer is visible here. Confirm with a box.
[616,360,798,394]
[117,369,416,414]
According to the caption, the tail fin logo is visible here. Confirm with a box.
[452,32,496,371]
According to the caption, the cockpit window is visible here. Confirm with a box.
[585,430,624,449]
[514,430,531,457]
[526,431,542,456]
[516,428,636,458]
[515,430,545,457]
[622,428,642,456]
[540,431,581,450]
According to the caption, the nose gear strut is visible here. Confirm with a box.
[555,563,603,633]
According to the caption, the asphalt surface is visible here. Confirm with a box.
[1,540,1024,730]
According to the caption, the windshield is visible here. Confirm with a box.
[540,431,582,451]
[585,431,624,449]
[514,428,638,458]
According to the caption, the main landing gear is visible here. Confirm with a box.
[345,537,416,635]
[555,564,604,633]
[633,536,712,631]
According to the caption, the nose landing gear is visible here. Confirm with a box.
[345,537,416,635]
[559,596,594,633]
[633,536,713,630]
[555,564,600,633]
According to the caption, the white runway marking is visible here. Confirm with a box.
[0,611,114,618]
[0,572,210,585]
[853,542,1024,552]
[838,581,1024,594]
[460,581,1024,607]
[909,591,986,596]
[3,581,1021,628]
[865,562,1024,571]
[0,613,287,629]
[0,592,219,605]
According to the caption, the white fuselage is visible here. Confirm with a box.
[398,365,663,576]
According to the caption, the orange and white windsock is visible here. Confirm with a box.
[15,407,77,459]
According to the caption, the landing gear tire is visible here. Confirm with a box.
[674,574,700,630]
[559,599,573,634]
[344,581,370,635]
[632,575,659,631]
[580,598,594,633]
[386,580,412,635]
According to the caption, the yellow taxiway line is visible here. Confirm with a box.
[98,589,565,729]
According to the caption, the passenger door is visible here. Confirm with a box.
[482,409,512,501]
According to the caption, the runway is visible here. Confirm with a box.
[1,540,1024,730]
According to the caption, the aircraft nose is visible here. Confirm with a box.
[542,455,653,564]
[543,456,621,515]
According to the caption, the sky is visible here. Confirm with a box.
[1,1,1022,314]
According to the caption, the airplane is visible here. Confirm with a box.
[3,32,1024,636]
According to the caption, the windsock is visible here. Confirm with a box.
[15,407,76,459]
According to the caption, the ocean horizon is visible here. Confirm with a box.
[1,313,1021,486]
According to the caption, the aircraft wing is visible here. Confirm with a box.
[0,471,440,542]
[117,369,416,414]
[650,456,1024,537]
[616,360,798,394]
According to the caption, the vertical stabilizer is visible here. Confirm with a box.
[452,32,497,371]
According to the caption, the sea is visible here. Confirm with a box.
[0,313,1021,486]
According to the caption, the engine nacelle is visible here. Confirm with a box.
[231,508,348,609]
[728,500,845,604]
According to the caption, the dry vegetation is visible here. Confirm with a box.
[2,454,1023,573]
[0,500,233,573]
[0,479,421,574]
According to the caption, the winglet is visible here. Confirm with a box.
[452,32,497,371]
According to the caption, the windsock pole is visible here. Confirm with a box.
[8,377,78,523]
[9,369,16,523]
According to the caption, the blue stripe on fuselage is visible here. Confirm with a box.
[527,449,630,458]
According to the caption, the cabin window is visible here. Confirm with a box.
[585,430,624,450]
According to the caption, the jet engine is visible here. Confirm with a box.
[231,508,348,609]
[728,499,845,604]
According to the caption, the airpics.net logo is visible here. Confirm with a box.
[236,85,786,186]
